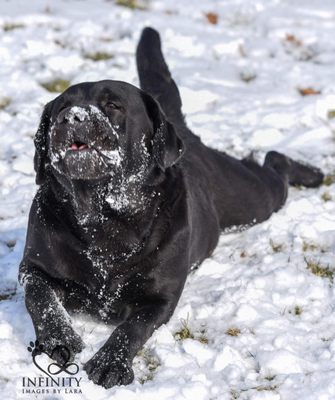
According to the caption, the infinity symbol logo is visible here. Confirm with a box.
[48,346,79,375]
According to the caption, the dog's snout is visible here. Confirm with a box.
[57,106,89,124]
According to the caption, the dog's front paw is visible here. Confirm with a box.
[84,346,134,388]
[41,327,84,365]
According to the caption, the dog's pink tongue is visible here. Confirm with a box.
[70,143,88,150]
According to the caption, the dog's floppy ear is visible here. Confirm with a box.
[142,92,184,170]
[34,102,52,185]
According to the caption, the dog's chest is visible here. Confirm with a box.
[63,220,144,287]
[81,220,145,266]
[61,230,145,323]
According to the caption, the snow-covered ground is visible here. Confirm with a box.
[0,0,335,399]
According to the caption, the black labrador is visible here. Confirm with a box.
[19,27,324,388]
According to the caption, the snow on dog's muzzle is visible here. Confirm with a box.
[49,105,122,180]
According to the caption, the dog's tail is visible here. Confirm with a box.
[136,27,184,125]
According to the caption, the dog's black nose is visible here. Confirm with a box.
[57,106,89,124]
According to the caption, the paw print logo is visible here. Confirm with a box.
[27,340,52,377]
[27,339,79,377]
[27,340,44,357]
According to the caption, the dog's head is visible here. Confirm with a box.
[34,80,184,193]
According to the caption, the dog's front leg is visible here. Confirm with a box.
[84,297,178,388]
[23,270,84,363]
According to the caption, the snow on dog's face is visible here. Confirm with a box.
[33,80,184,193]
[50,104,122,180]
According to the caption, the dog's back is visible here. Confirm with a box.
[136,27,324,235]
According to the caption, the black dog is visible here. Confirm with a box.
[19,27,324,388]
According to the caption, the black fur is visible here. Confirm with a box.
[19,27,324,388]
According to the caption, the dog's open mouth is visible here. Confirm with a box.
[50,139,123,180]
[70,141,89,151]
[65,141,122,166]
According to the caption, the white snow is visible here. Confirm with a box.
[0,0,335,399]
[67,106,90,123]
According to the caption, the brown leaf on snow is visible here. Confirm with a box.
[298,87,321,96]
[205,12,219,25]
[285,33,303,47]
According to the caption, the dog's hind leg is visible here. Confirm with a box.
[264,151,324,188]
[136,27,184,126]
[239,151,324,219]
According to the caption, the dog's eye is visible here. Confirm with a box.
[105,102,122,111]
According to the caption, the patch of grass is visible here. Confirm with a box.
[41,79,70,93]
[54,39,66,48]
[305,258,334,284]
[270,239,283,253]
[302,241,320,252]
[198,329,209,344]
[83,51,114,61]
[255,384,279,392]
[323,175,335,186]
[3,22,25,32]
[6,239,16,249]
[322,191,332,202]
[0,97,11,110]
[294,305,303,316]
[174,319,209,344]
[264,375,276,381]
[0,293,12,301]
[288,305,303,315]
[116,0,148,10]
[226,327,241,337]
[233,382,279,398]
[174,319,194,341]
[138,349,161,384]
[0,287,16,301]
[327,110,335,119]
[240,71,257,83]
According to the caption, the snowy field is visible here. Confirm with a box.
[0,0,335,399]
